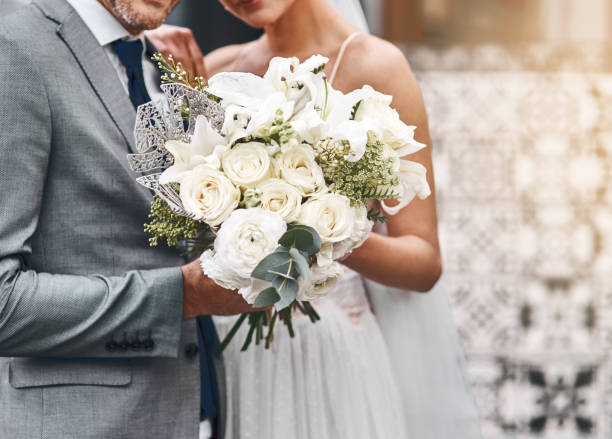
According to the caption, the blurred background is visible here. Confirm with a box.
[165,1,612,438]
[2,0,611,437]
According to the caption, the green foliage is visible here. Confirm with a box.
[316,136,400,205]
[250,226,322,310]
[367,208,389,223]
[254,288,281,308]
[144,195,210,249]
[350,101,361,120]
[278,225,322,256]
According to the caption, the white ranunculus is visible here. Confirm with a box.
[298,193,355,244]
[381,160,431,215]
[257,178,303,222]
[159,116,227,184]
[355,87,426,157]
[275,145,325,195]
[222,142,271,187]
[297,262,345,301]
[200,208,287,301]
[179,164,240,226]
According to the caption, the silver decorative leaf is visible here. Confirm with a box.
[128,83,225,218]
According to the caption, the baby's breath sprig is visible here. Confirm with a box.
[194,76,207,92]
[145,195,210,249]
[152,52,191,87]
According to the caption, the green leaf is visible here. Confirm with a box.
[252,249,291,281]
[289,247,311,279]
[350,100,362,120]
[254,287,281,307]
[280,225,322,255]
[272,276,299,310]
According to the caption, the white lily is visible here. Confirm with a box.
[207,71,275,110]
[381,160,431,215]
[159,116,227,184]
[329,119,381,162]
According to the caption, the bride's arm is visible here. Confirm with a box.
[340,38,442,292]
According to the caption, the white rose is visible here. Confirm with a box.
[331,205,373,261]
[297,262,345,301]
[275,145,325,195]
[356,93,426,157]
[298,193,355,244]
[222,142,272,187]
[200,208,287,300]
[179,164,240,226]
[257,178,303,222]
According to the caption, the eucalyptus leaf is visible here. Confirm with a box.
[289,248,311,279]
[272,276,299,310]
[279,225,322,255]
[252,249,291,281]
[253,287,281,307]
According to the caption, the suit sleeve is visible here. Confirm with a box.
[0,33,185,358]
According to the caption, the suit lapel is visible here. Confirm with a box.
[35,0,137,152]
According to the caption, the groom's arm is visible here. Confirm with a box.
[0,33,187,358]
[0,32,253,359]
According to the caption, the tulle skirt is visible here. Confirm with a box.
[214,269,406,439]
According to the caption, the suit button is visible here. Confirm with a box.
[105,341,118,352]
[184,343,199,358]
[143,338,155,352]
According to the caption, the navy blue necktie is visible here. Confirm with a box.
[111,39,151,109]
[197,316,220,435]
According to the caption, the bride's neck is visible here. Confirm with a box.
[262,0,355,58]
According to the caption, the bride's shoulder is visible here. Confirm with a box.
[205,43,249,76]
[340,34,418,96]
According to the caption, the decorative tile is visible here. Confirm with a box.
[413,45,612,439]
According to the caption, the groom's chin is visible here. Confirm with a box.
[109,0,181,32]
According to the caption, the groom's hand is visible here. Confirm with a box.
[182,259,255,319]
[146,25,207,81]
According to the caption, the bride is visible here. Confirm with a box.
[149,0,481,438]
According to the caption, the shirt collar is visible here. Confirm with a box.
[65,0,143,46]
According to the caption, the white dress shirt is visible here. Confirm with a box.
[63,2,212,438]
[65,0,165,104]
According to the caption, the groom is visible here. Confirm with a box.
[0,0,252,437]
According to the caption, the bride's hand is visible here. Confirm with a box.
[146,25,207,80]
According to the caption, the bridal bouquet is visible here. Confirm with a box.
[128,54,430,352]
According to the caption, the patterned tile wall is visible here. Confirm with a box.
[408,45,612,439]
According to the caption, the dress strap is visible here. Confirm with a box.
[329,32,361,86]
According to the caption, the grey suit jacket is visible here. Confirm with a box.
[0,0,210,437]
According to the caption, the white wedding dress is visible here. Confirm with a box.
[214,268,406,439]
